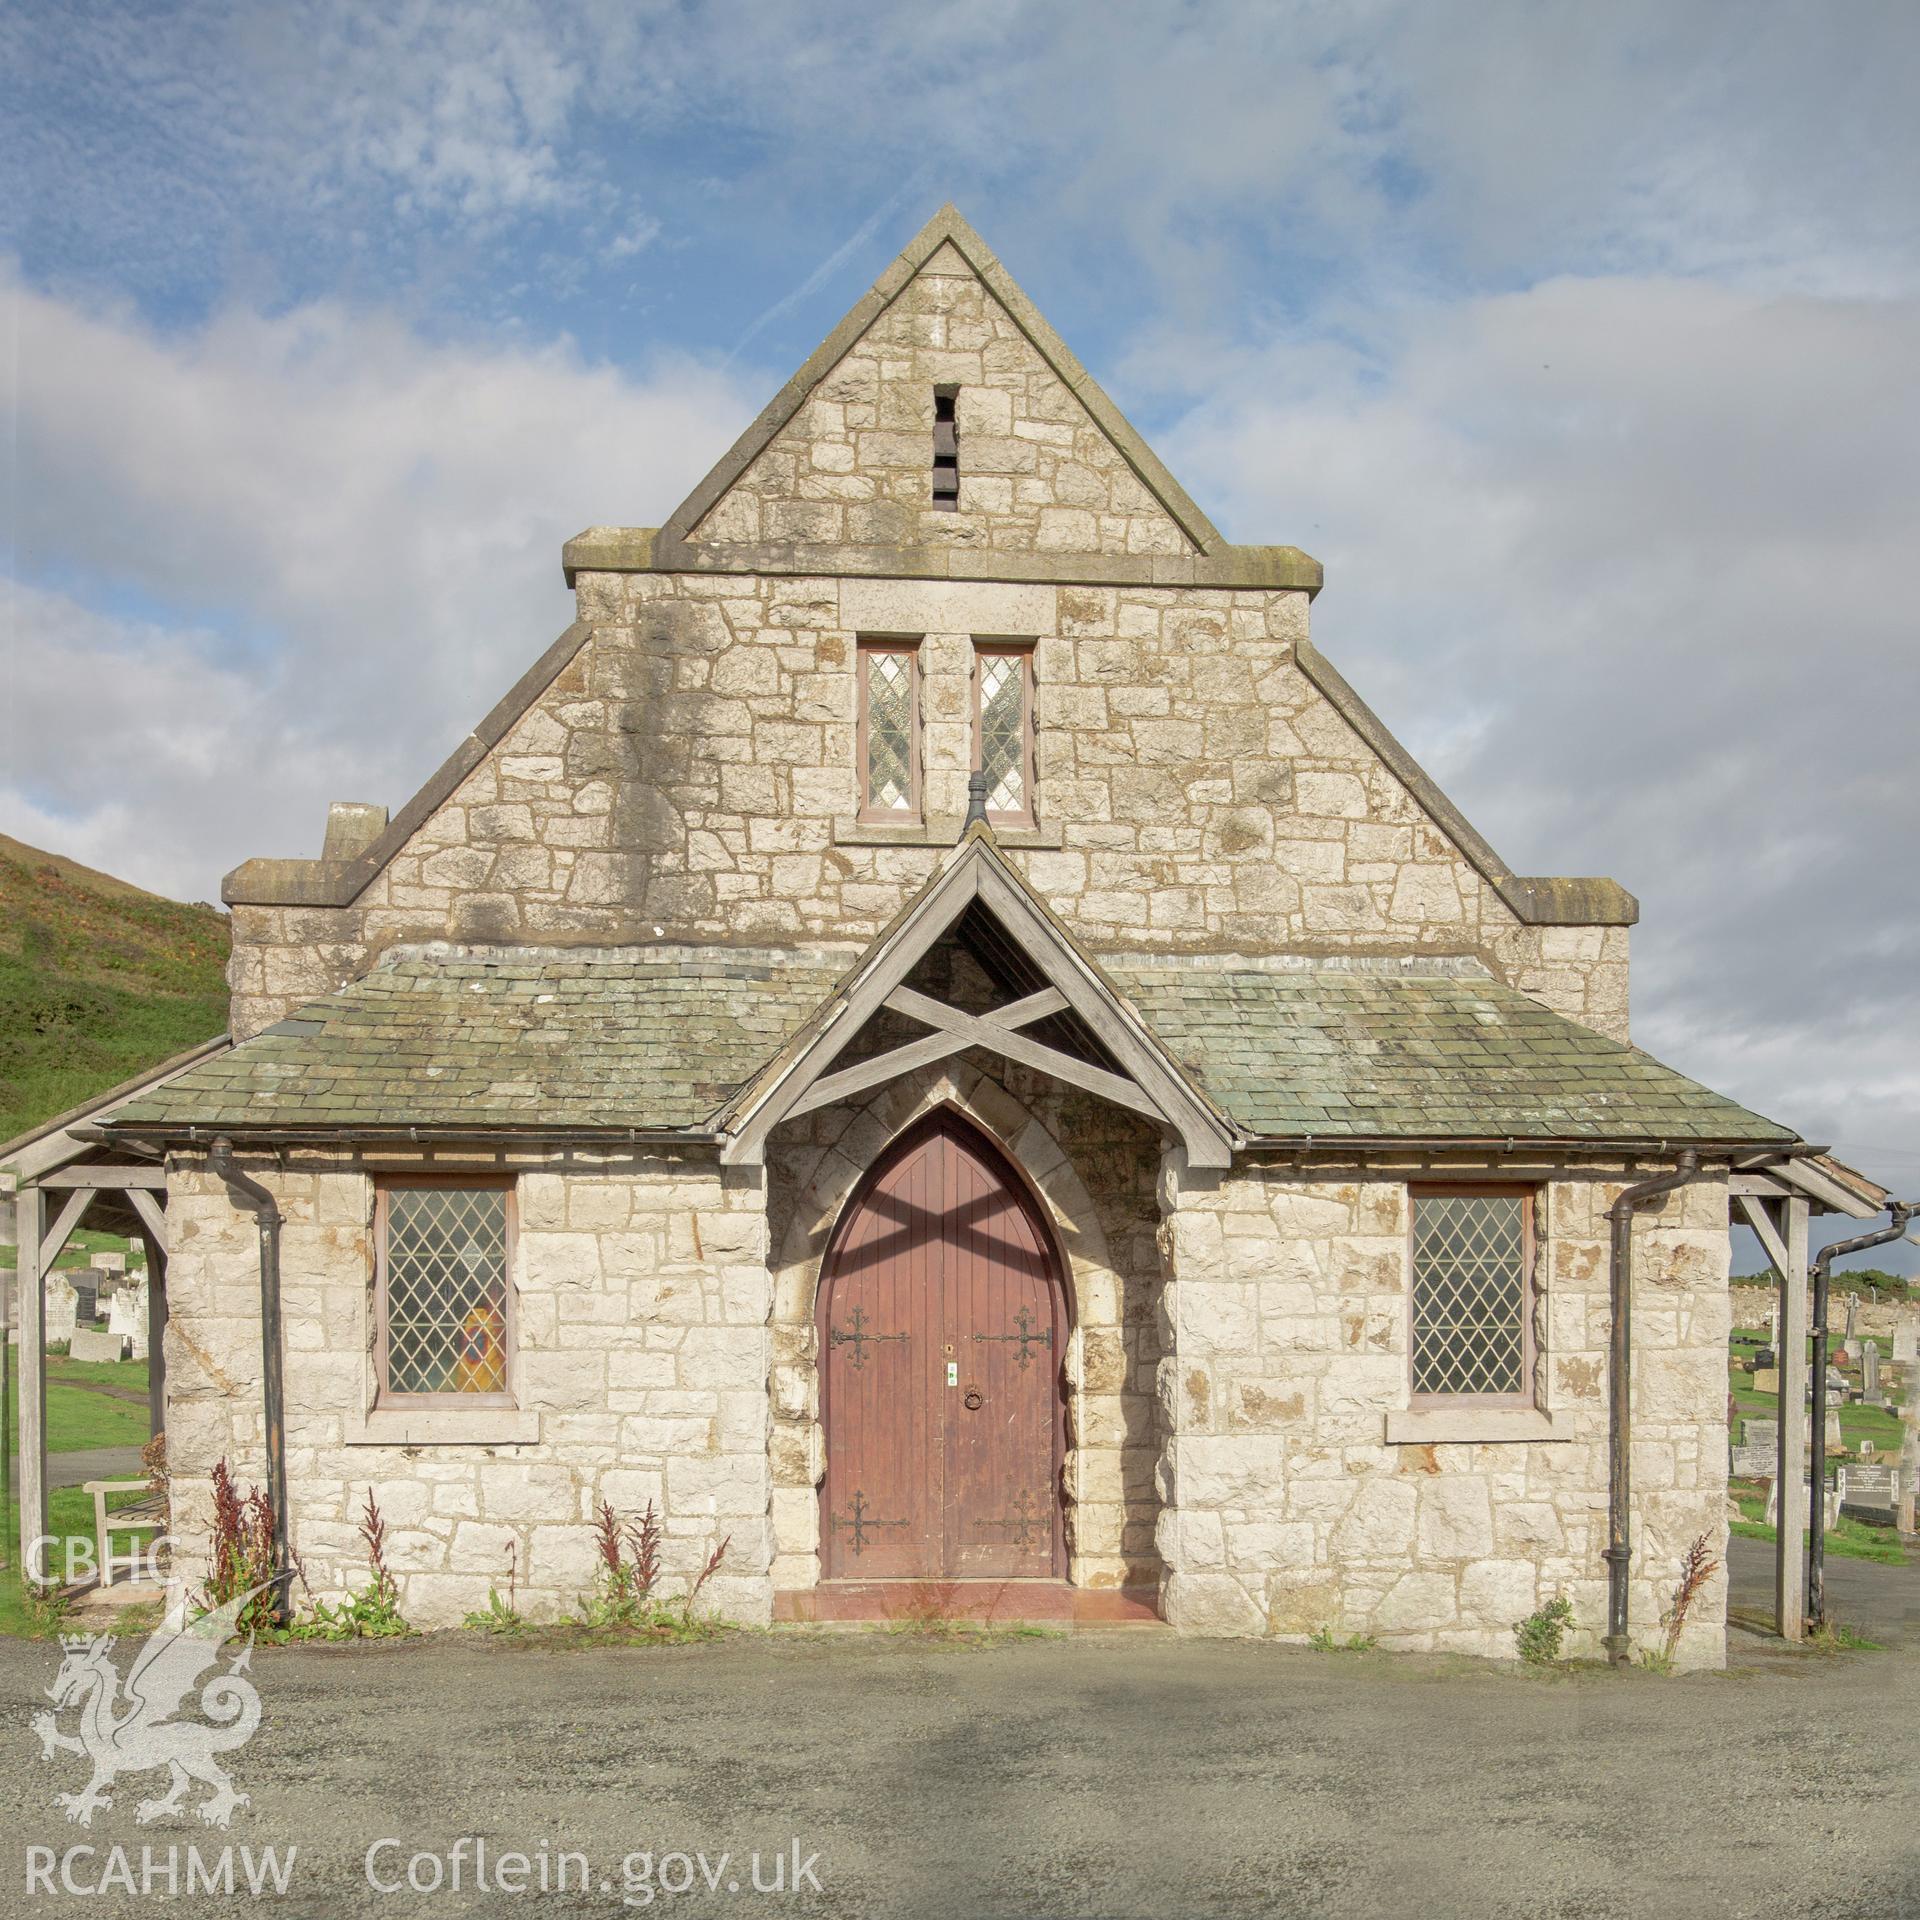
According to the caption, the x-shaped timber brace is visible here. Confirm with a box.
[783,986,1164,1128]
[718,837,1235,1168]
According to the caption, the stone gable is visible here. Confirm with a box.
[688,242,1198,558]
[226,569,1628,1043]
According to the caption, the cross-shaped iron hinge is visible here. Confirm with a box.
[972,1304,1053,1370]
[828,1490,909,1557]
[830,1303,909,1371]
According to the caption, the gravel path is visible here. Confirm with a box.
[4,1583,1916,1918]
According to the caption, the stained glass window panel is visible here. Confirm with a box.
[1411,1194,1528,1396]
[864,649,915,814]
[979,653,1028,815]
[384,1187,510,1396]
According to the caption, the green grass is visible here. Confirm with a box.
[1727,1489,1907,1566]
[0,1227,148,1274]
[0,832,227,1146]
[4,1353,152,1453]
[0,1483,160,1637]
[1727,1329,1908,1455]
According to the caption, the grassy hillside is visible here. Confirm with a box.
[0,834,228,1145]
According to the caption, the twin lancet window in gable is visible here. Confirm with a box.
[1409,1188,1537,1404]
[374,1178,515,1406]
[857,638,1034,828]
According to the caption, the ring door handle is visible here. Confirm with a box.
[963,1387,984,1411]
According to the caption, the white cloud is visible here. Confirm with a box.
[1167,273,1920,1191]
[0,268,758,901]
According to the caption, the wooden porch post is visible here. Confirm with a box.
[140,1230,168,1441]
[16,1185,49,1587]
[1775,1195,1809,1642]
[1,1186,13,1571]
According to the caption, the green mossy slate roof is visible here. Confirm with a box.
[110,948,1794,1146]
[1108,964,1794,1143]
[110,951,847,1133]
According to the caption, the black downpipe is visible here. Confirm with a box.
[207,1136,292,1623]
[1604,1151,1699,1667]
[1808,1198,1914,1627]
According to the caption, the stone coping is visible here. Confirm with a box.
[561,524,1325,594]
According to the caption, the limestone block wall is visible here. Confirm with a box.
[227,569,1625,1043]
[1155,1163,1732,1667]
[161,1149,769,1629]
[765,1056,1164,1596]
[688,239,1196,558]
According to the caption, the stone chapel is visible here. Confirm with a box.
[96,206,1820,1662]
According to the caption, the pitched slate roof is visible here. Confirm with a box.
[1107,962,1794,1144]
[108,948,849,1135]
[108,940,1796,1150]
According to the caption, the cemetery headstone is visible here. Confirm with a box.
[1745,1417,1779,1457]
[69,1327,129,1364]
[1838,1464,1898,1518]
[1753,1347,1777,1370]
[1767,1478,1840,1529]
[1753,1367,1780,1395]
[71,1278,97,1326]
[91,1251,126,1276]
[1768,1305,1780,1351]
[1730,1438,1775,1479]
[1895,1321,1918,1366]
[1862,1342,1882,1404]
[1824,1408,1844,1453]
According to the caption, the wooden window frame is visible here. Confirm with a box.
[971,640,1037,829]
[855,637,923,826]
[372,1173,518,1411]
[1406,1183,1539,1410]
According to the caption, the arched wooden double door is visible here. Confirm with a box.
[818,1113,1067,1582]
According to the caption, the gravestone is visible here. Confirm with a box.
[107,1286,149,1362]
[44,1275,78,1346]
[1753,1368,1780,1395]
[1768,1305,1781,1352]
[1753,1347,1777,1370]
[1838,1464,1899,1518]
[1767,1479,1840,1528]
[1862,1342,1883,1405]
[1825,1408,1844,1453]
[1730,1438,1775,1479]
[91,1251,126,1276]
[1895,1321,1918,1367]
[71,1278,97,1326]
[69,1327,129,1364]
[1744,1417,1779,1457]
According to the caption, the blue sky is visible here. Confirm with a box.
[3,0,1918,1260]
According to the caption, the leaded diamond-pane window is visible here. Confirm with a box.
[381,1185,510,1398]
[862,647,917,815]
[977,650,1030,819]
[1411,1193,1531,1398]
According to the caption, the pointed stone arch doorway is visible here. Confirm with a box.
[816,1110,1068,1584]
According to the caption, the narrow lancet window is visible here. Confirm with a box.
[859,641,921,822]
[974,644,1034,826]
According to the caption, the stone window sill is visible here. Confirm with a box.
[832,815,1062,851]
[345,1408,540,1447]
[1384,1407,1572,1445]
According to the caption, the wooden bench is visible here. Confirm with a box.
[83,1480,166,1587]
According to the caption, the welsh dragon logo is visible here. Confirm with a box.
[32,1589,265,1827]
